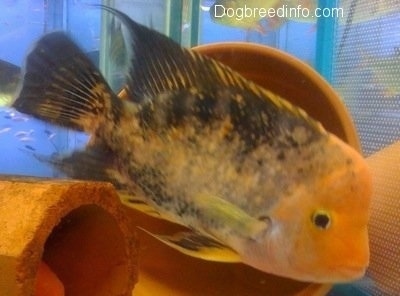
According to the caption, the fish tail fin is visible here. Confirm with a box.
[13,32,123,132]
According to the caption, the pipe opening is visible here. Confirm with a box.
[42,204,130,296]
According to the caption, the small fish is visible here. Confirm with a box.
[44,129,52,136]
[47,132,56,140]
[0,126,11,134]
[4,111,29,122]
[18,136,35,142]
[10,115,29,122]
[44,129,57,139]
[0,60,20,107]
[12,6,372,283]
[24,145,36,151]
[14,129,34,138]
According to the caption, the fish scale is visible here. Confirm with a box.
[12,6,372,283]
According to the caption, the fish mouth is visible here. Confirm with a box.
[332,265,367,282]
[302,265,367,283]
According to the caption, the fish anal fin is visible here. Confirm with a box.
[138,228,241,263]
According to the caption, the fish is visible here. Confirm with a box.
[47,132,56,140]
[0,126,11,134]
[14,129,35,143]
[12,6,372,283]
[0,60,20,107]
[18,136,35,142]
[24,145,36,151]
[14,129,34,138]
[44,129,57,140]
[3,110,29,122]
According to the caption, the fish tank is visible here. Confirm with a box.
[0,0,399,295]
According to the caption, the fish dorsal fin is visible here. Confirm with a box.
[100,6,322,145]
[100,6,278,104]
[138,228,241,263]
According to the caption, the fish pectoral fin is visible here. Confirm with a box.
[138,228,241,263]
[193,193,269,242]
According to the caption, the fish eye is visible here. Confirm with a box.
[311,210,331,230]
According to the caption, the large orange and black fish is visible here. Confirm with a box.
[13,6,372,283]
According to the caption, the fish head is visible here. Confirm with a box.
[239,135,372,283]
